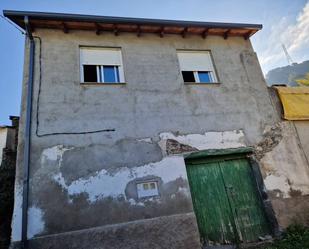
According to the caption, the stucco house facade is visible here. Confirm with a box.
[0,117,19,166]
[4,10,309,249]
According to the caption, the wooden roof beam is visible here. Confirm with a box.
[95,23,102,35]
[159,26,164,38]
[137,25,141,37]
[26,21,35,33]
[182,27,188,38]
[202,28,209,39]
[61,22,68,33]
[113,24,119,36]
[244,30,253,40]
[223,29,230,39]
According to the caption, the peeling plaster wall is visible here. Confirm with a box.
[46,148,189,202]
[263,88,309,227]
[159,130,245,154]
[258,121,309,227]
[19,130,246,240]
[12,29,280,246]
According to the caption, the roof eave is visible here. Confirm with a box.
[3,10,262,38]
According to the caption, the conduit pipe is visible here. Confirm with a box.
[21,15,35,249]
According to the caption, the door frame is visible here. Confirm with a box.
[184,147,280,241]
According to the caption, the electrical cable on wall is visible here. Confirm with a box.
[34,36,115,136]
[1,15,115,136]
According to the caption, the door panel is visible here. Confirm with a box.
[219,159,270,242]
[186,161,237,244]
[186,156,270,245]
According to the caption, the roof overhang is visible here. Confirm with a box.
[3,10,262,39]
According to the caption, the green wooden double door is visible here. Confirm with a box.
[186,156,270,245]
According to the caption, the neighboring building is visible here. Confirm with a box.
[0,128,7,164]
[4,10,309,249]
[0,117,19,166]
[0,116,19,249]
[267,86,309,226]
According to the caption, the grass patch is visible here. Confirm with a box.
[264,225,309,249]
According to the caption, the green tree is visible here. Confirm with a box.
[296,73,309,86]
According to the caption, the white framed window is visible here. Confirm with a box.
[137,181,159,198]
[177,50,218,83]
[80,47,125,83]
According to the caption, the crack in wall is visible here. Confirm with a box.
[254,123,283,160]
[258,122,309,199]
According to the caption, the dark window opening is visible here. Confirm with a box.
[83,65,97,82]
[182,71,195,82]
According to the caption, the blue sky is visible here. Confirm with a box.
[0,0,308,125]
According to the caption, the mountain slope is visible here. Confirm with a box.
[265,60,309,86]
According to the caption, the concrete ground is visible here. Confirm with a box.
[203,245,236,249]
[203,240,273,249]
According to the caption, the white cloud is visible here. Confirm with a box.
[283,2,309,55]
[255,2,309,73]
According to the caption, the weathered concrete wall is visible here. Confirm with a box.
[30,30,275,142]
[257,88,309,227]
[12,28,307,248]
[260,122,309,199]
[293,121,309,162]
[11,213,200,249]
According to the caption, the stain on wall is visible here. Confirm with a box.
[27,144,195,238]
[60,140,163,184]
[270,196,309,228]
[258,122,309,227]
[260,122,309,198]
[11,213,200,249]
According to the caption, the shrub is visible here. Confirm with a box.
[264,224,309,249]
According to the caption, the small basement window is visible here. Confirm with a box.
[137,181,159,198]
[80,47,124,83]
[177,51,218,83]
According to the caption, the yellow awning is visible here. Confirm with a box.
[275,87,309,120]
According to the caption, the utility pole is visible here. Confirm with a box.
[282,44,294,65]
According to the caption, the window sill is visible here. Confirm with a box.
[80,82,127,86]
[184,82,221,85]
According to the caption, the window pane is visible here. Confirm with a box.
[150,182,156,189]
[103,66,119,83]
[137,182,159,198]
[115,66,120,82]
[182,71,196,82]
[198,71,213,83]
[83,65,97,82]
